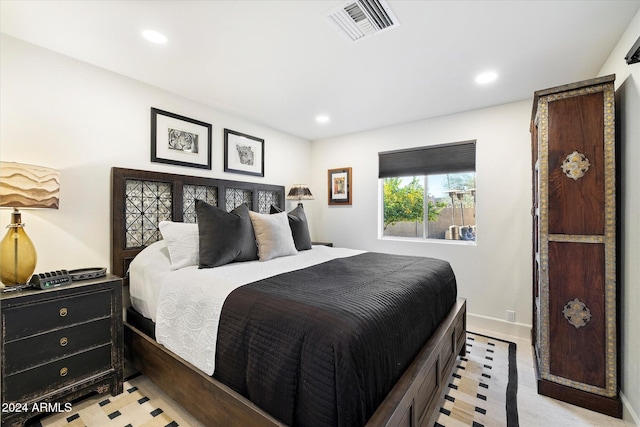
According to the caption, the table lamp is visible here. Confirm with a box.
[286,185,314,208]
[0,162,60,288]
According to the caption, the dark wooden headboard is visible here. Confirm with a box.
[111,167,285,284]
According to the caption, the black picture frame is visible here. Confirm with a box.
[151,108,212,170]
[224,129,265,177]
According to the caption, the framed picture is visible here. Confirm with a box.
[328,167,352,205]
[224,129,264,177]
[151,108,212,169]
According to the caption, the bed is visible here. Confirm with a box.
[111,167,466,427]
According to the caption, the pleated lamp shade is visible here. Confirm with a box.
[286,185,314,206]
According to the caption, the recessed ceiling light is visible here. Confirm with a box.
[142,30,168,44]
[315,115,330,123]
[475,71,498,84]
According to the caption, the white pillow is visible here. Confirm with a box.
[248,211,298,261]
[128,240,172,321]
[158,221,199,270]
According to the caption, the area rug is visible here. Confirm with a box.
[34,332,517,427]
[429,332,519,427]
[33,375,196,427]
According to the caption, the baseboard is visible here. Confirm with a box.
[622,391,640,426]
[467,312,530,340]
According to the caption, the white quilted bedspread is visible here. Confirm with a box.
[129,244,362,375]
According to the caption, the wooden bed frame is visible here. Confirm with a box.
[111,167,467,427]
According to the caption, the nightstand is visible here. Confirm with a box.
[1,275,123,426]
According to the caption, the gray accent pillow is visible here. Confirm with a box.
[249,210,298,261]
[270,205,312,251]
[195,200,258,268]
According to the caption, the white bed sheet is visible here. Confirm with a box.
[129,243,363,375]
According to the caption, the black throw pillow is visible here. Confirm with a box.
[196,200,258,268]
[270,204,312,251]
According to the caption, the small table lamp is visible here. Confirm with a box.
[286,185,314,208]
[0,162,60,288]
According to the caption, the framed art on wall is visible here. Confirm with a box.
[224,129,264,177]
[328,167,352,205]
[150,108,212,169]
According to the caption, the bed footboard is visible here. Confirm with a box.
[124,297,466,427]
[367,297,466,427]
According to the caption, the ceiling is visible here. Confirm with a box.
[1,0,639,141]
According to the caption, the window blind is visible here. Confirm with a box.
[378,140,476,178]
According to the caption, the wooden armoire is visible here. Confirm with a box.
[530,75,621,418]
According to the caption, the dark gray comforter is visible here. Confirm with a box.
[214,252,457,427]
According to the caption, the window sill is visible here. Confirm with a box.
[379,236,476,246]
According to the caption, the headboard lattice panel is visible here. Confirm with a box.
[124,179,173,247]
[226,188,253,212]
[183,184,218,223]
[258,190,281,212]
[112,167,285,284]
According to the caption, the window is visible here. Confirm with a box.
[379,141,476,242]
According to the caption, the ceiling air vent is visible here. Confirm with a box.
[327,0,399,42]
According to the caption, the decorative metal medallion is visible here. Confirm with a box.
[562,298,592,329]
[561,151,591,180]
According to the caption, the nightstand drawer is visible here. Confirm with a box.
[4,318,112,375]
[3,344,112,403]
[3,291,111,340]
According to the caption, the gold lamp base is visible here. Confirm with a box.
[0,209,37,287]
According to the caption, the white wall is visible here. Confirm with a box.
[310,100,533,338]
[0,35,312,274]
[598,9,640,425]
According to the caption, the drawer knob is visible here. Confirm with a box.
[59,337,68,347]
[59,307,68,317]
[59,367,68,377]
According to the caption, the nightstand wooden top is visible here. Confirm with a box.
[1,274,121,301]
